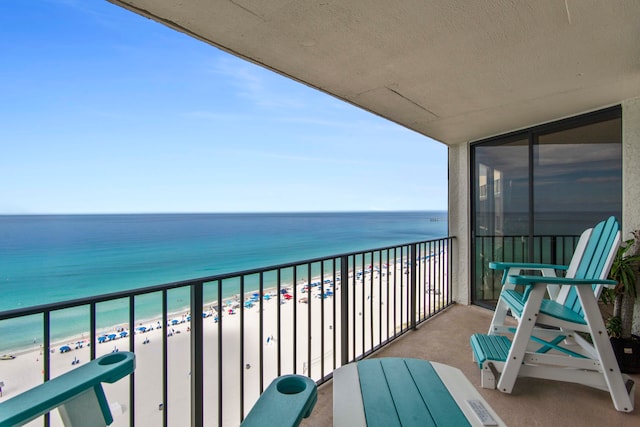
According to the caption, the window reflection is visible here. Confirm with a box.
[474,139,528,237]
[534,119,622,235]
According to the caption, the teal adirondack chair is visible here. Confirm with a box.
[470,216,636,412]
[0,352,135,427]
[487,225,593,336]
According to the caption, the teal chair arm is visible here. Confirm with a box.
[489,262,569,286]
[489,261,569,271]
[508,275,617,287]
[0,352,135,427]
[241,375,317,427]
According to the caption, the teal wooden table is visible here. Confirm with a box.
[333,358,505,427]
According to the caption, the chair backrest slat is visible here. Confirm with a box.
[563,216,619,314]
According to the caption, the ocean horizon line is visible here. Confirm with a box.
[0,209,447,217]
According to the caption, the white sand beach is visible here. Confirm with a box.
[0,252,448,427]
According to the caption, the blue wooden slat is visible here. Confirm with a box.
[565,217,617,314]
[403,359,470,427]
[470,334,511,368]
[379,359,437,427]
[358,359,472,427]
[573,217,607,279]
[501,290,525,317]
[357,360,402,427]
[539,299,587,324]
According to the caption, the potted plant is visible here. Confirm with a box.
[605,230,640,373]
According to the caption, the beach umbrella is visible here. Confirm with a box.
[137,326,147,333]
[108,333,117,340]
[97,336,107,343]
[120,331,128,338]
[263,294,271,300]
[59,345,71,353]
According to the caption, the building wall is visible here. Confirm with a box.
[622,97,640,336]
[448,143,470,305]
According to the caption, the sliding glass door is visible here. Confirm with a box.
[471,107,622,307]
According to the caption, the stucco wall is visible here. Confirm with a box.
[622,97,640,336]
[448,144,470,305]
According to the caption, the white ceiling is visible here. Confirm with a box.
[110,0,640,145]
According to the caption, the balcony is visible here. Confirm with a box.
[1,235,638,426]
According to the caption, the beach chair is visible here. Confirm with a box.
[0,352,135,426]
[487,222,595,336]
[470,216,636,412]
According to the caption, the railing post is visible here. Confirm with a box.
[43,311,51,427]
[550,236,557,264]
[410,243,417,330]
[128,296,136,427]
[191,282,204,427]
[340,255,349,366]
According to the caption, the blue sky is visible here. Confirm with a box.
[0,1,447,214]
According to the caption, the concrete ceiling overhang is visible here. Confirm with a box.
[110,0,640,146]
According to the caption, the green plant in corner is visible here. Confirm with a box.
[605,315,622,339]
[606,230,640,340]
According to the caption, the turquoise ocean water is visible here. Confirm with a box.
[0,212,447,351]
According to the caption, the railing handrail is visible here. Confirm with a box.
[0,236,455,321]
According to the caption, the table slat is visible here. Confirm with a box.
[379,359,437,427]
[357,360,402,427]
[404,359,471,427]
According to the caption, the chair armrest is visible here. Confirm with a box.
[508,275,616,287]
[0,352,135,427]
[490,262,569,287]
[489,261,569,272]
[241,375,317,427]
